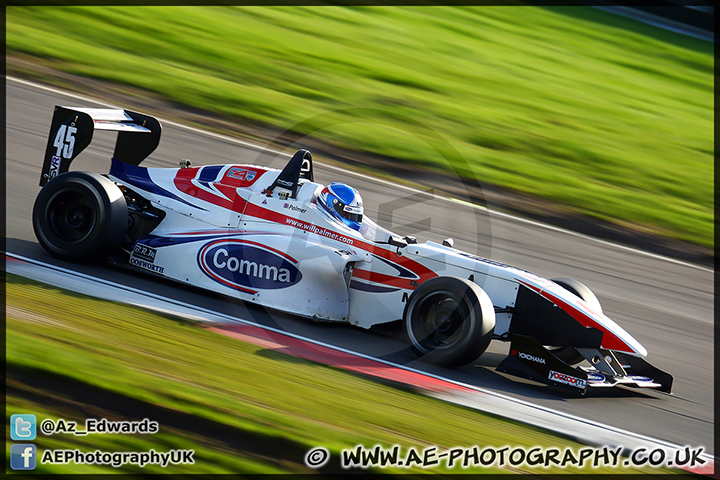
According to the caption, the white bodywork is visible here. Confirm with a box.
[109,159,646,358]
[34,106,672,393]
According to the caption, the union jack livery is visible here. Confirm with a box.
[32,106,673,395]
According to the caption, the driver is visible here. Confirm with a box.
[317,182,364,231]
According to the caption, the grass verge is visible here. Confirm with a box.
[5,273,677,474]
[5,6,713,248]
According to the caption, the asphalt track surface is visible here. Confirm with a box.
[5,78,714,457]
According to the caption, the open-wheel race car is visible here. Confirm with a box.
[32,106,673,395]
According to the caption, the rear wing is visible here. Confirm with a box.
[40,106,161,186]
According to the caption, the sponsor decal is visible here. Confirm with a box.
[199,240,302,291]
[227,167,248,180]
[48,155,62,180]
[628,375,654,383]
[587,373,606,382]
[222,167,259,186]
[548,370,587,389]
[132,244,156,263]
[262,199,268,205]
[514,351,546,364]
[276,179,293,188]
[130,257,165,274]
[284,217,355,245]
[283,203,307,214]
[130,243,163,273]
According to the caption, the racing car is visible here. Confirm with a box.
[32,106,673,395]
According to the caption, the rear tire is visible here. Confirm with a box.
[549,277,603,365]
[33,172,128,263]
[404,276,495,367]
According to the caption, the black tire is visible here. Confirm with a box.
[551,277,603,313]
[548,277,603,365]
[404,276,495,367]
[32,172,128,263]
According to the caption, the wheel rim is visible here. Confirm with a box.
[411,291,469,350]
[47,189,97,244]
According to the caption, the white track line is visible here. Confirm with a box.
[6,251,714,474]
[8,76,712,273]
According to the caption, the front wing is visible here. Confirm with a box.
[497,335,673,395]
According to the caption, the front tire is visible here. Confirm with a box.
[33,172,128,262]
[404,276,495,367]
[551,277,603,313]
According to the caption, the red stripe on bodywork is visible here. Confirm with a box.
[174,167,248,213]
[351,269,413,289]
[516,279,630,352]
[352,263,435,290]
[244,202,298,225]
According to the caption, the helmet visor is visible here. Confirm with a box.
[332,199,363,223]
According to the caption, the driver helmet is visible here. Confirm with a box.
[317,182,364,231]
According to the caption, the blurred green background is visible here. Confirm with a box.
[6,6,713,247]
